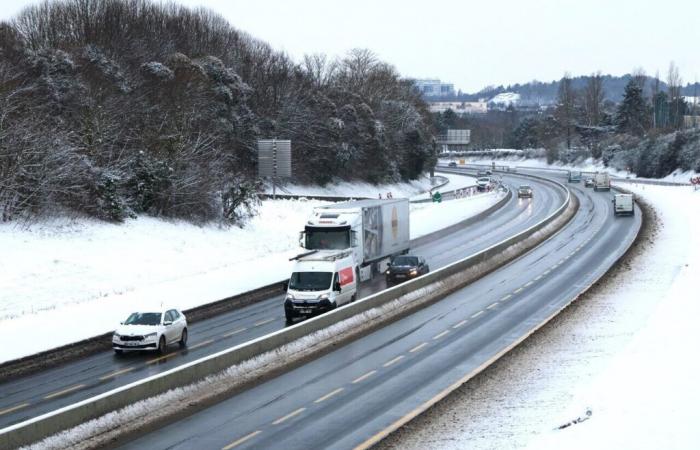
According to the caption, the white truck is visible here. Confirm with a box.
[613,193,634,216]
[299,198,410,281]
[285,250,357,322]
[593,172,611,191]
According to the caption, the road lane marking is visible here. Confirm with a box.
[352,370,377,384]
[410,343,428,353]
[486,302,499,310]
[0,403,30,416]
[222,430,262,449]
[314,388,344,403]
[513,287,524,294]
[470,310,484,319]
[254,318,275,327]
[43,384,86,400]
[147,353,177,364]
[543,269,551,275]
[524,281,534,287]
[99,367,134,381]
[383,356,405,367]
[501,294,512,301]
[452,319,468,329]
[223,328,247,337]
[273,408,306,425]
[534,275,543,281]
[433,330,450,340]
[187,339,214,350]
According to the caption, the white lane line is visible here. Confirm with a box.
[222,430,262,449]
[272,407,306,425]
[514,287,524,294]
[314,388,344,403]
[410,342,428,353]
[471,310,485,319]
[383,356,405,367]
[486,302,499,310]
[223,327,247,337]
[43,384,85,400]
[452,319,468,329]
[352,370,377,384]
[534,275,543,281]
[433,330,450,340]
[0,403,30,416]
[254,318,275,327]
[187,339,214,350]
[147,353,177,364]
[524,280,534,287]
[501,294,513,301]
[99,366,134,381]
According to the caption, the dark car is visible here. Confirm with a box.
[386,255,429,285]
[448,161,457,167]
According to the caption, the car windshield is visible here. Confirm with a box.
[519,185,531,190]
[124,312,161,326]
[289,272,333,291]
[392,256,419,266]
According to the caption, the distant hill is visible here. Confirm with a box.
[449,75,700,105]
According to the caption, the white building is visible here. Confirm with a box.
[412,79,455,98]
[429,101,488,115]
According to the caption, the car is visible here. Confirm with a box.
[485,169,493,175]
[386,255,429,285]
[517,184,533,198]
[584,178,594,187]
[448,161,457,167]
[476,177,491,192]
[112,309,188,354]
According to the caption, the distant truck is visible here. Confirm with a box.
[568,171,582,183]
[613,194,634,216]
[593,172,611,191]
[299,198,410,281]
[285,250,357,322]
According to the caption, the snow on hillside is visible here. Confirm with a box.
[488,92,520,106]
[381,171,700,450]
[0,175,498,363]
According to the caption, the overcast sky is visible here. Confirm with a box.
[3,0,699,92]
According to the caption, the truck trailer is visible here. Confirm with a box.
[300,198,410,281]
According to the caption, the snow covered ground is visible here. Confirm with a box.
[0,174,496,363]
[380,178,700,449]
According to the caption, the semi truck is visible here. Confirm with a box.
[593,172,611,191]
[299,198,410,281]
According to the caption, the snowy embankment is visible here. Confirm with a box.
[0,174,491,363]
[380,176,700,449]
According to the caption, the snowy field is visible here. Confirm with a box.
[382,172,700,449]
[0,174,496,363]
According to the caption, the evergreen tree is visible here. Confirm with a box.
[615,80,649,135]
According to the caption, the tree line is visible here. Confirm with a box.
[0,0,435,223]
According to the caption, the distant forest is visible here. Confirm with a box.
[0,0,435,223]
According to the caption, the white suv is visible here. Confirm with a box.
[112,309,188,354]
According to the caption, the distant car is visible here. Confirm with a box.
[112,309,188,354]
[386,255,429,285]
[517,184,533,198]
[476,170,488,177]
[485,169,493,176]
[476,177,491,192]
[448,161,457,167]
[584,178,595,188]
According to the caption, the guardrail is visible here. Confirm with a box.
[0,174,572,450]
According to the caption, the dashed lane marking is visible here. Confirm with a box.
[452,319,468,329]
[314,388,344,403]
[254,318,275,327]
[534,275,543,281]
[99,367,134,381]
[352,370,377,384]
[410,343,428,353]
[147,353,177,364]
[383,355,405,367]
[272,408,306,425]
[501,294,512,301]
[187,339,214,350]
[0,403,30,416]
[223,328,247,337]
[486,302,499,310]
[524,280,534,287]
[514,287,524,294]
[471,310,485,319]
[222,430,262,450]
[43,384,86,400]
[433,330,450,340]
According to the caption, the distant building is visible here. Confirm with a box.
[436,129,470,153]
[429,101,488,115]
[412,79,455,98]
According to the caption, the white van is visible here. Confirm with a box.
[284,250,357,322]
[613,193,634,216]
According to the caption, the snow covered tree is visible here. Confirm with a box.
[615,80,649,136]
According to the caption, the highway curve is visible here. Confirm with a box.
[114,170,640,450]
[0,172,566,430]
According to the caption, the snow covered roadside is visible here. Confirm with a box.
[0,179,494,364]
[379,184,700,449]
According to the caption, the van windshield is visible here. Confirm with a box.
[289,272,333,291]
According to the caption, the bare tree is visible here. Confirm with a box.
[556,73,577,149]
[582,71,604,126]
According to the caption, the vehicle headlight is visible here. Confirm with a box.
[386,269,391,274]
[144,332,157,340]
[113,333,120,339]
[318,293,330,300]
[285,294,295,301]
[409,269,418,276]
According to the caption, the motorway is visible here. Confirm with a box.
[115,170,641,450]
[0,171,565,430]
